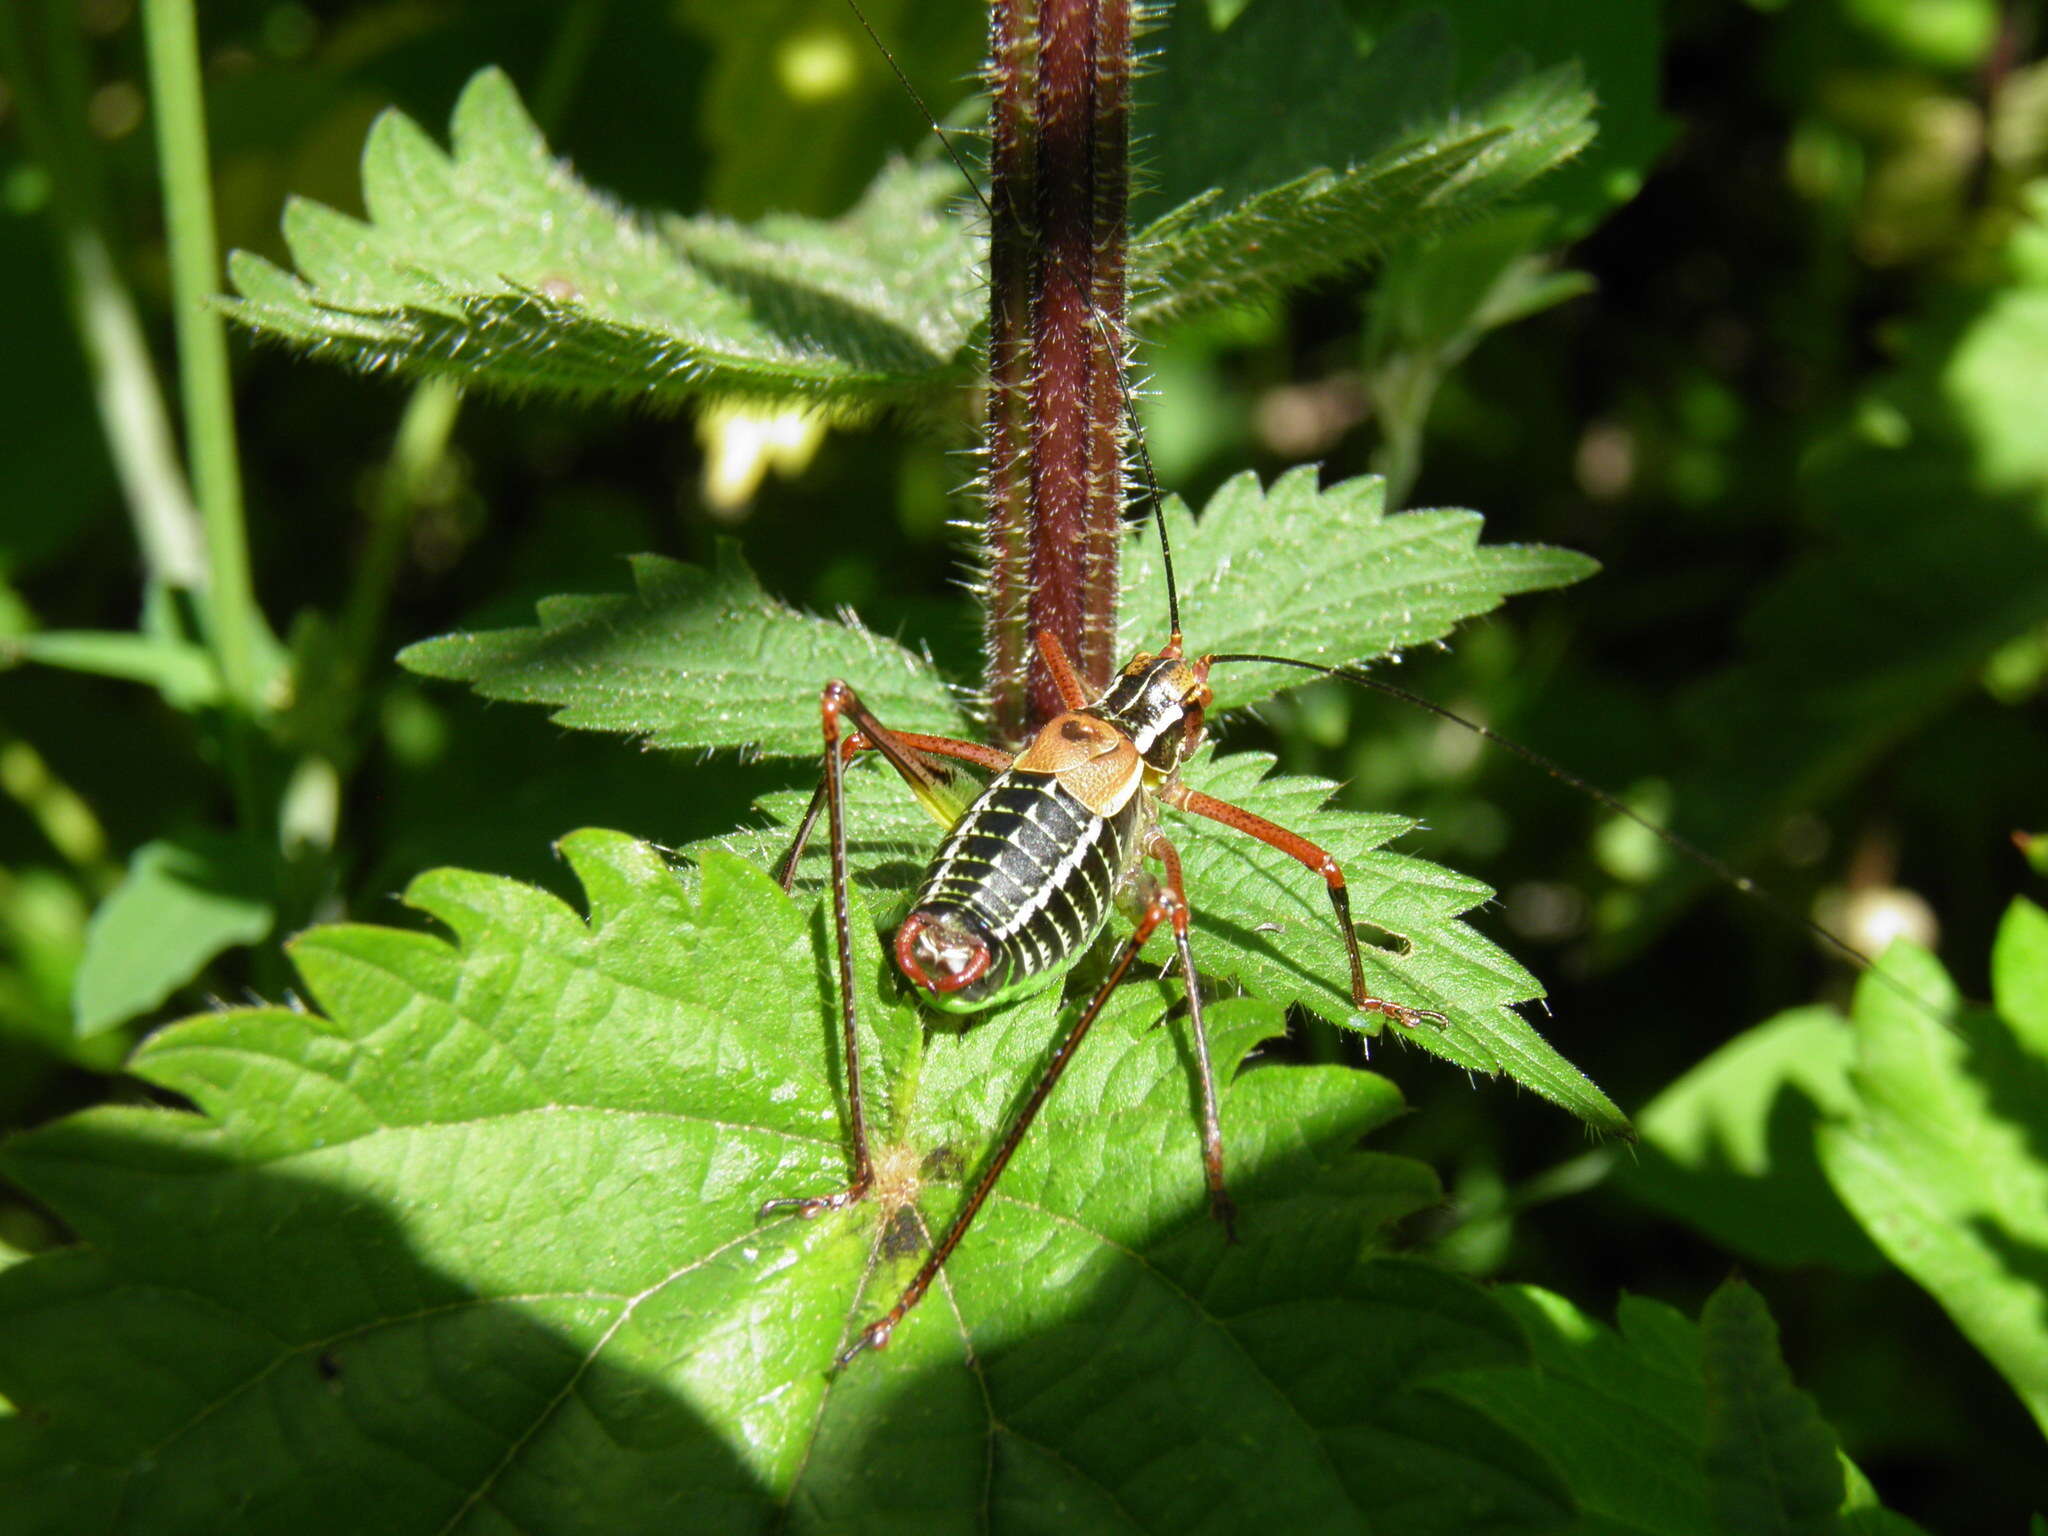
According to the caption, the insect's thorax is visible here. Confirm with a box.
[1086,648,1212,776]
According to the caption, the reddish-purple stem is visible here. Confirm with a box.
[983,0,1132,744]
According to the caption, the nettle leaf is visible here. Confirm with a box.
[1118,467,1598,714]
[399,544,967,757]
[225,2,1594,411]
[1624,1006,1885,1272]
[408,470,1592,760]
[723,743,1624,1137]
[412,467,1616,1130]
[1440,1287,1715,1536]
[1435,1283,1928,1536]
[225,69,983,409]
[1698,1281,1846,1536]
[1131,4,1596,329]
[0,832,1587,1532]
[1155,751,1622,1134]
[1816,900,2048,1438]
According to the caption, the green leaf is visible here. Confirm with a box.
[407,468,1592,767]
[1119,467,1598,714]
[725,742,1627,1138]
[398,544,967,757]
[225,69,983,410]
[1436,1284,1929,1536]
[1816,901,2048,1437]
[1996,894,2048,1054]
[1131,3,1597,329]
[1330,0,1674,236]
[1625,1007,1885,1272]
[1438,1287,1715,1535]
[0,832,1580,1532]
[1699,1280,1845,1536]
[225,9,1604,412]
[71,835,274,1038]
[1154,750,1626,1136]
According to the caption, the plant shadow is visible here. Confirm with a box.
[0,1041,1573,1535]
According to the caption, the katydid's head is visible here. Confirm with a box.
[1101,648,1213,772]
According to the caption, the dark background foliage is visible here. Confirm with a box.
[2,0,2044,1528]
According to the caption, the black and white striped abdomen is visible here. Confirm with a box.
[913,769,1142,986]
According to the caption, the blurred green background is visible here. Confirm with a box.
[2,0,2044,1525]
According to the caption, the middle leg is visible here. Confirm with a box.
[1147,829,1237,1238]
[1160,782,1449,1031]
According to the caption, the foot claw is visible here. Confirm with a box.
[1352,995,1451,1032]
[758,1182,868,1223]
[835,1319,895,1369]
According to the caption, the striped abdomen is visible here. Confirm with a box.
[908,768,1143,1009]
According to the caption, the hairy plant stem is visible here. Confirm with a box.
[982,0,1133,744]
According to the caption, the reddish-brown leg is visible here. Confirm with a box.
[1149,830,1236,1237]
[1160,783,1449,1031]
[1035,628,1094,711]
[836,883,1182,1366]
[761,687,1011,1224]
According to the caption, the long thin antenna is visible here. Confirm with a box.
[1207,650,1905,989]
[841,0,1183,641]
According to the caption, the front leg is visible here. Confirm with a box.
[761,685,1015,1222]
[760,682,878,1220]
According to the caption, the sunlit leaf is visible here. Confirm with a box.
[226,70,984,410]
[72,835,274,1038]
[1119,467,1597,714]
[0,832,1583,1532]
[399,544,967,757]
[1816,901,2048,1437]
[1437,1283,1930,1536]
[408,471,1591,762]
